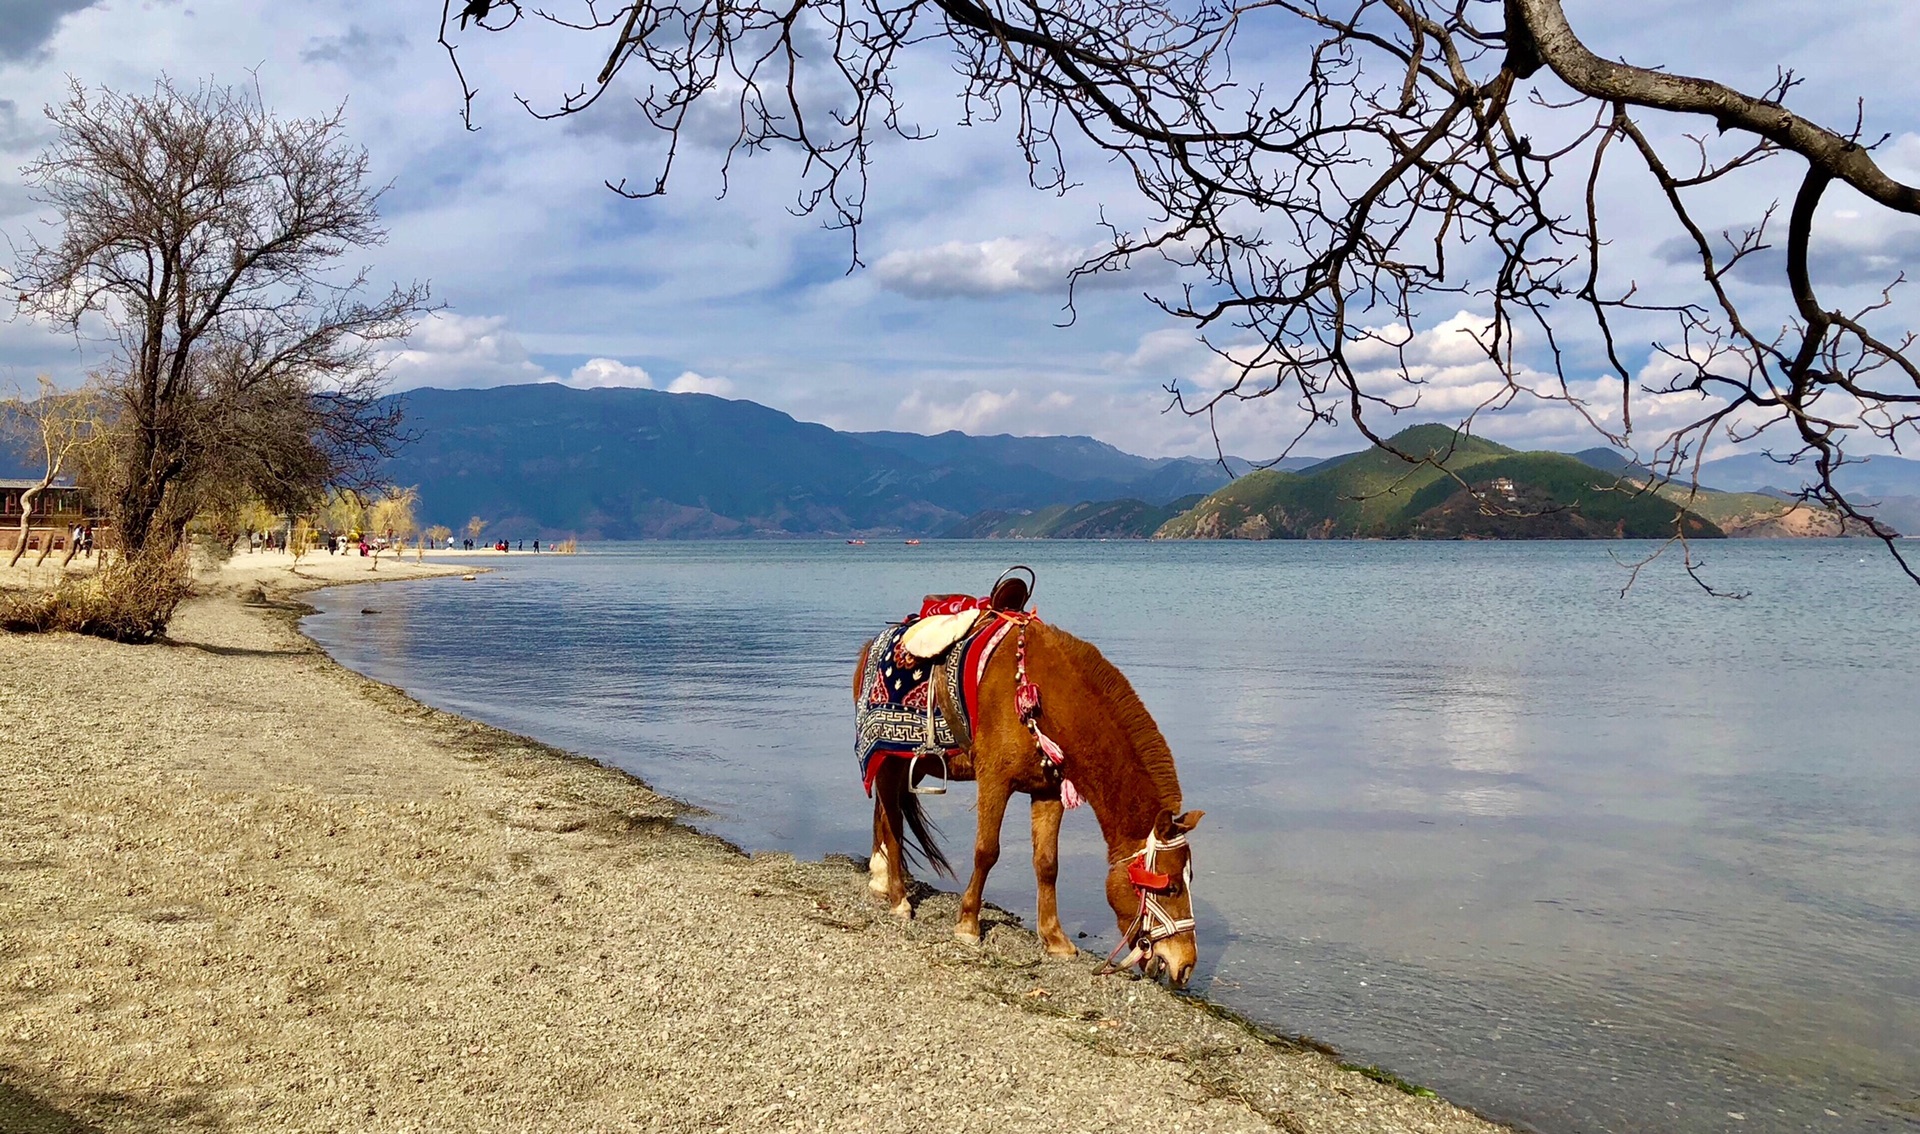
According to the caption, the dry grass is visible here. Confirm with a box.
[0,550,193,643]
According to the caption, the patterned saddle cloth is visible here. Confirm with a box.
[855,610,1014,794]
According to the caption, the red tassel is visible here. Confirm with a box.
[1061,778,1082,810]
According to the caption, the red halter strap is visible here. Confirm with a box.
[1127,858,1173,892]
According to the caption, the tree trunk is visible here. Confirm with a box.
[8,486,42,569]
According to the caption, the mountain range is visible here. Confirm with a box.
[6,382,1913,539]
[962,428,1888,540]
[376,384,1243,538]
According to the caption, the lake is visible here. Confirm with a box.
[304,539,1920,1133]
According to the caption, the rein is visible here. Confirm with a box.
[1094,828,1196,976]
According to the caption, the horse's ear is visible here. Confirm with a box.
[1172,810,1205,833]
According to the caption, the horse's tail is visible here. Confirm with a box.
[854,638,873,703]
[897,786,954,878]
[860,633,953,878]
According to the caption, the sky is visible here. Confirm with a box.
[2,0,1918,461]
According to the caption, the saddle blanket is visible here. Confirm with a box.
[855,613,1011,794]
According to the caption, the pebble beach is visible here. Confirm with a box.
[0,553,1506,1133]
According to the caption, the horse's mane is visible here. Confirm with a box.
[1042,622,1183,811]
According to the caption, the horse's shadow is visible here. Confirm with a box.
[0,1079,104,1134]
[0,1075,223,1133]
[157,636,305,660]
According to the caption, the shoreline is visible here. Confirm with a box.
[0,555,1509,1133]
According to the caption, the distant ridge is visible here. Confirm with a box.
[10,381,1891,539]
[1155,424,1731,539]
[943,494,1206,539]
[374,384,1250,539]
[948,430,1875,541]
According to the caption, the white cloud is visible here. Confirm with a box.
[384,312,553,390]
[666,370,734,396]
[565,357,653,388]
[873,237,1091,299]
[890,387,1079,435]
[897,388,1020,433]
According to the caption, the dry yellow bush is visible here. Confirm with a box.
[1,550,193,643]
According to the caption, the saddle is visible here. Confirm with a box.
[899,569,1032,659]
[855,567,1034,794]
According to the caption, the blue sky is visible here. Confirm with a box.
[2,0,1918,460]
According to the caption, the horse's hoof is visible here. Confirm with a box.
[891,898,912,920]
[954,927,982,947]
[1042,941,1077,959]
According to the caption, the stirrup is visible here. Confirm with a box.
[907,750,949,795]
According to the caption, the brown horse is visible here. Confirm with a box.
[855,617,1206,987]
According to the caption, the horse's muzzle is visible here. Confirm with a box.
[1146,938,1198,989]
[1145,954,1195,988]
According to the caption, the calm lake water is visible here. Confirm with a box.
[304,540,1920,1134]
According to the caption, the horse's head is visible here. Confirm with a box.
[1106,808,1205,988]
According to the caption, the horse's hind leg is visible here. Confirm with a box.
[869,794,909,897]
[1029,793,1075,957]
[955,775,1013,945]
[871,758,913,919]
[869,805,889,896]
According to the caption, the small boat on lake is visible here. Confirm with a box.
[846,539,867,545]
[903,539,921,546]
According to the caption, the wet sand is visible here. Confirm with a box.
[0,554,1505,1133]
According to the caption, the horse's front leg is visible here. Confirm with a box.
[1029,793,1075,957]
[955,775,1013,945]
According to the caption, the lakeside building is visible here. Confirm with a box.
[0,478,94,555]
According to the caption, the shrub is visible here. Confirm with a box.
[1,550,194,643]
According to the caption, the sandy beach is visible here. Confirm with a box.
[0,552,1505,1133]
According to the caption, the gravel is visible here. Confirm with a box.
[0,556,1509,1133]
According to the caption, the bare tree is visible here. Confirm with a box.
[368,485,419,570]
[12,78,431,567]
[445,0,1920,577]
[3,376,104,569]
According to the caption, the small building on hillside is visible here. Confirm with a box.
[0,478,95,554]
[1466,476,1522,508]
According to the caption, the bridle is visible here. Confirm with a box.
[1094,827,1196,976]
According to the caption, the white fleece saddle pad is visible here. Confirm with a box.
[899,610,984,660]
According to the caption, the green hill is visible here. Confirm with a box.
[944,495,1203,539]
[1156,425,1725,539]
